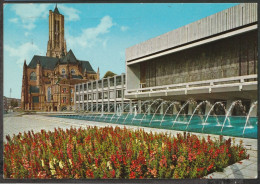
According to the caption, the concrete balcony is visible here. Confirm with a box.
[125,74,257,100]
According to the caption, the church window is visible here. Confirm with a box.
[30,72,37,80]
[62,97,67,103]
[47,87,51,102]
[62,68,65,74]
[32,96,39,103]
[71,69,75,74]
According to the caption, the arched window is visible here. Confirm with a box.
[30,72,37,80]
[47,87,51,102]
[71,69,75,74]
[62,68,66,74]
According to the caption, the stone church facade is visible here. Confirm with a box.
[21,5,99,111]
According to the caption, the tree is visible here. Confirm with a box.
[10,100,18,108]
[103,71,117,78]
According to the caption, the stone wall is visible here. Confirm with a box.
[141,30,257,88]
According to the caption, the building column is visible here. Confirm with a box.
[77,84,80,111]
[130,99,133,115]
[148,105,151,115]
[74,84,76,111]
[138,100,142,114]
[101,79,104,113]
[121,74,124,112]
[91,81,93,112]
[160,103,164,115]
[96,80,98,112]
[205,100,214,115]
[82,83,84,111]
[188,102,196,115]
[249,99,257,117]
[114,76,117,113]
[107,78,110,112]
[226,100,233,112]
[173,104,179,115]
[86,82,89,112]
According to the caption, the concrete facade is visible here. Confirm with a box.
[125,3,257,116]
[75,74,133,112]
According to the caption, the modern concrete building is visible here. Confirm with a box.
[125,3,257,116]
[74,73,133,112]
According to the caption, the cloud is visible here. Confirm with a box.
[10,4,80,30]
[9,18,18,23]
[58,5,80,21]
[120,26,129,32]
[11,4,50,30]
[67,15,114,48]
[24,32,30,36]
[5,42,44,66]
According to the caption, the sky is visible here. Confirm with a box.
[3,3,238,99]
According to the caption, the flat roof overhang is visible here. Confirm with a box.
[126,24,257,66]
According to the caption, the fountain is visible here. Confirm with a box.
[160,101,180,126]
[115,104,130,123]
[130,100,152,124]
[220,100,243,133]
[185,100,211,131]
[140,99,162,125]
[172,99,196,128]
[122,104,138,124]
[242,101,257,137]
[201,102,227,132]
[149,101,169,126]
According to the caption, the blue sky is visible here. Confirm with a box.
[4,3,238,99]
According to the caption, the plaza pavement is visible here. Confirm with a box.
[3,113,258,179]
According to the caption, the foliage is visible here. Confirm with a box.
[4,127,248,179]
[103,71,117,78]
[10,100,18,108]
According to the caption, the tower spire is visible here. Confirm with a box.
[46,3,66,58]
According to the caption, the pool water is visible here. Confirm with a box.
[50,114,258,139]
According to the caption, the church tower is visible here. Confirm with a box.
[46,5,67,58]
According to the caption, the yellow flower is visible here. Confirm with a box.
[53,157,57,164]
[59,161,64,169]
[69,159,72,166]
[49,160,55,170]
[162,142,166,149]
[41,159,45,167]
[107,161,112,170]
[50,169,56,175]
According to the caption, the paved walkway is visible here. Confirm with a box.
[3,113,258,179]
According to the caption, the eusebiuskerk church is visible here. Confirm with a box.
[21,5,100,111]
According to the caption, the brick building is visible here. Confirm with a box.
[21,5,99,111]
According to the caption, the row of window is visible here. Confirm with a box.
[61,68,75,74]
[32,96,73,103]
[76,90,123,101]
[29,69,76,81]
[75,79,125,92]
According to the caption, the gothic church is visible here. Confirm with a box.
[21,5,99,111]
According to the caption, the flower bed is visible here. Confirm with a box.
[4,126,248,179]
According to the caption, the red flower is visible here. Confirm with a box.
[86,170,94,178]
[110,169,116,178]
[129,171,136,179]
[207,163,214,171]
